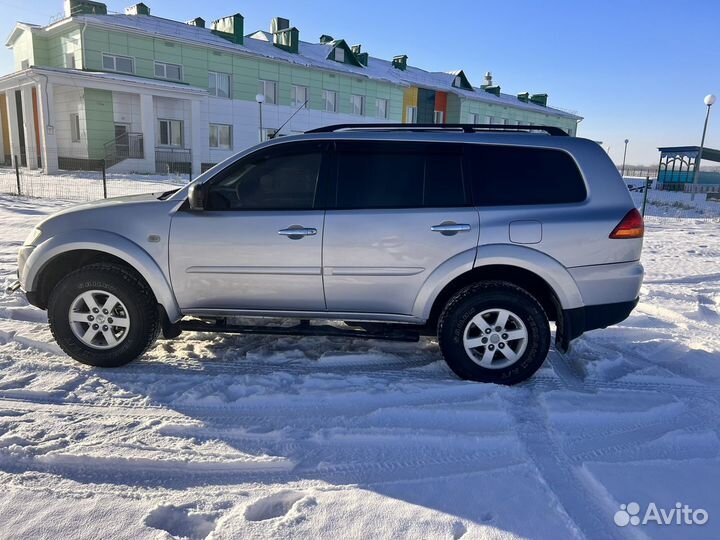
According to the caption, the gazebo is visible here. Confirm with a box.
[657,146,720,191]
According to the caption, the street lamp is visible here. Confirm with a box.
[691,94,716,201]
[621,138,629,177]
[255,93,266,142]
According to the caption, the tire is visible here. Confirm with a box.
[48,263,160,367]
[438,281,550,385]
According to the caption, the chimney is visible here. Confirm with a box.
[211,13,244,44]
[392,55,407,71]
[64,0,107,16]
[530,93,548,107]
[187,17,205,28]
[271,17,299,53]
[517,92,529,103]
[351,45,368,66]
[481,71,493,88]
[319,34,334,44]
[271,17,289,33]
[125,2,150,15]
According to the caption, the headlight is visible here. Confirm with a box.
[24,228,42,247]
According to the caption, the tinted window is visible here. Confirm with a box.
[468,145,586,206]
[335,142,466,209]
[207,145,321,210]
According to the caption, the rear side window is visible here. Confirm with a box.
[467,144,586,206]
[335,141,467,209]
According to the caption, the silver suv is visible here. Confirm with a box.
[11,124,644,385]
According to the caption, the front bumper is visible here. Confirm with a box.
[556,297,639,352]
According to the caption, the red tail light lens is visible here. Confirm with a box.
[609,208,644,239]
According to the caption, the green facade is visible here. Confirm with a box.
[83,88,114,158]
[12,22,575,135]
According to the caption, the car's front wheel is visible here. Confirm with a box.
[48,263,159,367]
[438,281,550,384]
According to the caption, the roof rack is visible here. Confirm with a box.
[306,123,569,136]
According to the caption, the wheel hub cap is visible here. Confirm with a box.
[68,290,130,350]
[463,308,528,369]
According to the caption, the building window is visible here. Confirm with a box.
[351,94,365,116]
[154,61,182,81]
[259,80,277,105]
[334,47,345,62]
[209,124,232,149]
[434,110,444,124]
[470,113,480,124]
[70,113,80,142]
[406,106,417,123]
[158,119,183,147]
[292,85,308,108]
[65,53,76,69]
[323,90,337,112]
[376,98,388,119]
[102,53,134,74]
[208,71,231,98]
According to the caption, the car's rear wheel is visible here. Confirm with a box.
[438,281,550,384]
[48,264,159,367]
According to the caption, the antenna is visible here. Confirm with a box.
[270,99,310,139]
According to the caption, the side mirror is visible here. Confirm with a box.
[188,183,206,211]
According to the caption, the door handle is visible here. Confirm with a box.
[431,223,471,236]
[278,226,317,239]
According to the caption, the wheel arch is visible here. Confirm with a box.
[24,230,181,322]
[415,244,583,329]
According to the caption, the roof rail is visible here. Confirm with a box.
[306,123,569,136]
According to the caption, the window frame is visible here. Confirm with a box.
[70,113,81,143]
[259,79,278,105]
[375,98,388,119]
[406,106,417,123]
[350,94,365,116]
[292,85,309,108]
[157,118,184,147]
[433,110,444,124]
[329,140,471,210]
[101,53,134,74]
[322,89,337,112]
[201,141,333,212]
[208,71,231,98]
[334,47,345,62]
[209,123,232,150]
[154,61,183,81]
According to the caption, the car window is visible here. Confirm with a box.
[467,144,586,206]
[206,146,321,210]
[335,141,467,209]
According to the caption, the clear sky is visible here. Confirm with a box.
[2,0,719,165]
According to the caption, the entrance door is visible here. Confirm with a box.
[169,141,329,312]
[114,124,129,159]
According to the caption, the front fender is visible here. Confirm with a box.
[22,229,181,322]
[411,244,584,320]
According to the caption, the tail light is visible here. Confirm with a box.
[609,208,644,239]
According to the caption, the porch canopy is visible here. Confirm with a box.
[657,145,720,185]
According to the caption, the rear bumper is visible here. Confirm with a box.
[556,297,639,352]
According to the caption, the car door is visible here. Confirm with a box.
[169,141,329,312]
[322,140,479,315]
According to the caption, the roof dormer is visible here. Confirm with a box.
[448,70,473,91]
[326,39,363,67]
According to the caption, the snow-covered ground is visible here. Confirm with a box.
[0,195,718,539]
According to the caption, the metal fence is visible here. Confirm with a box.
[626,177,720,223]
[0,156,189,203]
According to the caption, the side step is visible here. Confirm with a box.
[177,319,421,342]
